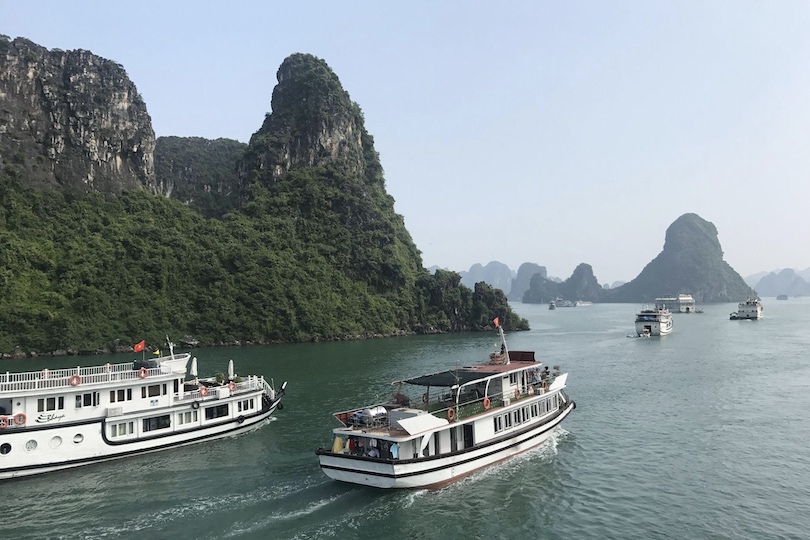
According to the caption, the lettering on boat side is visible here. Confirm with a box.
[36,413,66,423]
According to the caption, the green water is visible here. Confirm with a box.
[3,300,810,539]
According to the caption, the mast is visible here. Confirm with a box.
[495,317,510,364]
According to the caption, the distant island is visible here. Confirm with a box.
[448,213,756,304]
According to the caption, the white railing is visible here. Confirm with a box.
[174,376,265,403]
[0,354,191,394]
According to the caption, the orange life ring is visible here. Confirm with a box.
[41,368,49,379]
[422,393,428,403]
[0,417,7,429]
[514,388,520,399]
[483,396,491,410]
[228,382,237,392]
[69,374,82,387]
[447,408,456,421]
[14,413,26,425]
[138,367,148,379]
[199,386,209,397]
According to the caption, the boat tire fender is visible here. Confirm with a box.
[191,401,200,410]
[276,401,284,411]
[483,397,491,410]
[13,413,26,425]
[237,415,245,424]
[69,374,81,387]
[422,393,428,403]
[138,367,148,379]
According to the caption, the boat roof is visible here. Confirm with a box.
[396,351,539,388]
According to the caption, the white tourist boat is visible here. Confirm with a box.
[316,322,575,489]
[730,298,764,320]
[0,340,286,479]
[635,305,673,336]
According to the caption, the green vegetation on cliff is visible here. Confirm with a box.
[0,51,527,354]
[154,137,246,218]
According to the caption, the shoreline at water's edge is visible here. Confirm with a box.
[0,326,530,360]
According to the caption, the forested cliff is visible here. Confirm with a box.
[0,41,526,356]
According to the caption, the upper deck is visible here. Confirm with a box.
[0,354,190,396]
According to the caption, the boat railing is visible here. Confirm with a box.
[0,360,187,394]
[175,376,266,403]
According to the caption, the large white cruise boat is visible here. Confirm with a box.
[730,298,764,320]
[316,322,575,489]
[0,341,286,479]
[635,305,673,336]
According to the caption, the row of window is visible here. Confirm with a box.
[493,396,558,433]
[107,399,257,438]
[36,384,170,412]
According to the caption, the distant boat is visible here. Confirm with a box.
[635,305,673,336]
[777,294,788,300]
[730,298,764,320]
[655,294,697,313]
[548,300,556,310]
[575,300,593,307]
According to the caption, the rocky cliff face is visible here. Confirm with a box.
[239,53,384,191]
[609,213,753,302]
[0,36,156,194]
[508,262,547,301]
[460,261,513,294]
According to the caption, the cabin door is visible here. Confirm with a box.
[463,424,474,448]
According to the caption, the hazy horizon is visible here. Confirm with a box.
[5,2,810,283]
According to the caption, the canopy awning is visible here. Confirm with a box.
[400,369,487,388]
[395,414,449,435]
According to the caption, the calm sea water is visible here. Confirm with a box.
[3,300,810,539]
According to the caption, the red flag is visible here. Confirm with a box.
[493,317,500,328]
[134,340,145,353]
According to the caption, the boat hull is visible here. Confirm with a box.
[317,401,575,489]
[634,318,673,336]
[0,401,279,480]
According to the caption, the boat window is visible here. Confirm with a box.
[433,432,441,455]
[493,416,503,433]
[531,404,538,417]
[238,399,253,412]
[110,421,134,437]
[450,427,459,452]
[523,407,530,422]
[512,410,521,425]
[178,410,198,425]
[509,373,518,385]
[146,384,161,398]
[504,413,513,429]
[143,414,171,432]
[204,404,229,420]
[38,397,64,412]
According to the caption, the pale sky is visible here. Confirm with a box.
[5,1,810,283]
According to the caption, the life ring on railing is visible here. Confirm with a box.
[104,363,112,372]
[138,367,148,379]
[483,397,491,410]
[422,393,428,403]
[514,388,520,399]
[14,413,26,426]
[69,374,82,387]
[228,382,237,392]
[191,401,200,410]
[447,408,456,421]
[199,386,209,397]
[0,417,7,429]
[41,368,49,379]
